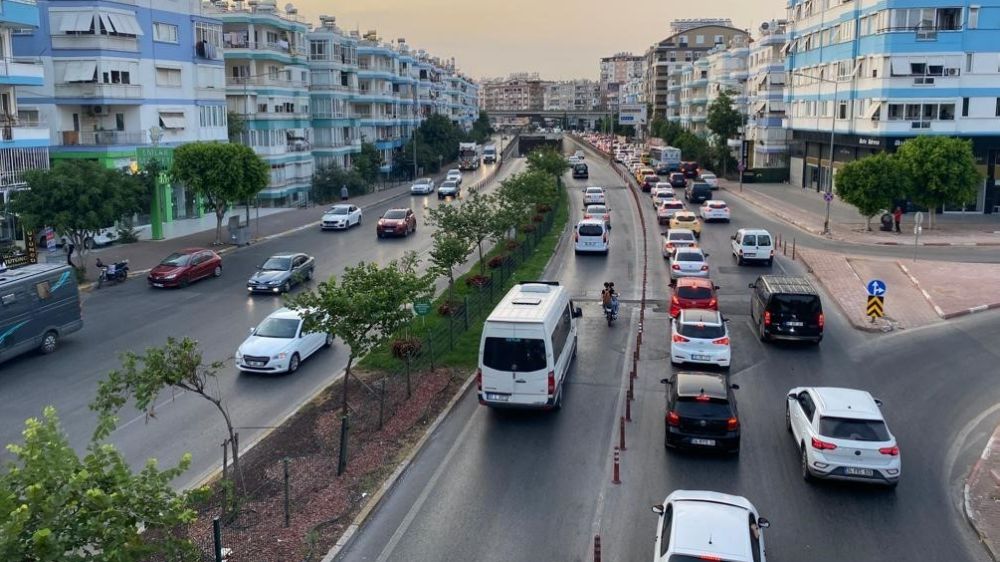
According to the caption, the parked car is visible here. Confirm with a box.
[652,491,769,561]
[148,248,222,288]
[669,248,710,282]
[410,178,435,195]
[661,228,697,258]
[657,200,686,224]
[668,172,687,189]
[438,180,460,199]
[685,182,713,204]
[235,308,332,374]
[377,208,417,238]
[786,386,900,487]
[583,204,611,228]
[669,211,702,238]
[583,186,607,205]
[321,204,362,230]
[748,275,824,343]
[700,200,731,222]
[670,309,731,369]
[699,171,719,188]
[670,277,719,318]
[246,252,315,294]
[731,228,774,266]
[446,168,463,185]
[663,371,741,453]
[574,219,609,255]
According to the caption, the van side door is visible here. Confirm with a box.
[550,304,574,385]
[0,287,31,354]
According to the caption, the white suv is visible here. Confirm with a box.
[652,490,769,562]
[574,219,609,255]
[731,228,774,266]
[786,386,901,488]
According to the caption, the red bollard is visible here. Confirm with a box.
[619,416,627,450]
[612,447,621,484]
[594,535,602,562]
[625,392,632,421]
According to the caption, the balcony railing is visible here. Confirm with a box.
[54,82,142,99]
[223,40,304,56]
[226,76,307,88]
[59,130,146,146]
[0,57,43,80]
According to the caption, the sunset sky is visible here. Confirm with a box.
[295,1,784,81]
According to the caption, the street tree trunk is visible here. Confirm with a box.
[214,206,226,245]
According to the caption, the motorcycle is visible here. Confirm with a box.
[603,296,619,327]
[97,259,129,288]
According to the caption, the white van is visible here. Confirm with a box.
[575,218,609,255]
[478,282,582,409]
[731,228,774,266]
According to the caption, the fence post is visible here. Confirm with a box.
[283,457,290,528]
[213,516,223,562]
[463,296,469,330]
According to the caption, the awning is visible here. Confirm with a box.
[890,58,910,76]
[98,13,115,34]
[106,12,144,36]
[925,57,944,67]
[753,100,767,114]
[780,39,796,56]
[59,12,94,33]
[863,101,882,119]
[754,73,768,88]
[64,61,97,82]
[158,112,186,129]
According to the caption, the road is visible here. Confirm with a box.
[334,138,1000,562]
[0,158,518,490]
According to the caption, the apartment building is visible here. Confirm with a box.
[479,73,546,112]
[746,19,790,171]
[784,0,1000,212]
[645,19,748,120]
[543,80,600,112]
[600,52,644,111]
[307,15,358,171]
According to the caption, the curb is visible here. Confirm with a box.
[964,423,1000,562]
[896,263,946,318]
[897,262,1000,320]
[942,301,1000,320]
[794,250,884,334]
[321,371,478,562]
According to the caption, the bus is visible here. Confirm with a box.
[649,145,682,174]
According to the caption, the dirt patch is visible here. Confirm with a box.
[186,366,469,561]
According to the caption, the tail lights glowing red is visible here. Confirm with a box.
[476,369,482,391]
[879,445,900,456]
[727,417,740,431]
[763,311,772,326]
[547,371,555,396]
[818,313,825,329]
[672,334,689,343]
[667,411,680,426]
[700,265,709,271]
[811,436,837,450]
[712,337,730,346]
[671,264,681,270]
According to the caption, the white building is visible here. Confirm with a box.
[746,19,790,171]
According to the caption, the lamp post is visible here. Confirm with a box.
[147,126,165,241]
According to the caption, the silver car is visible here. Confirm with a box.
[669,248,710,281]
[247,252,315,294]
[410,178,435,194]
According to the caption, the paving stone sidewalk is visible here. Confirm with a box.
[720,179,1000,247]
[966,424,1000,561]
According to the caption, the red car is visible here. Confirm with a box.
[148,248,222,288]
[376,208,417,238]
[670,277,719,318]
[641,174,660,192]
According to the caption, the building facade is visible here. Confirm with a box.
[479,73,546,112]
[784,0,1000,212]
[543,80,600,112]
[746,19,790,171]
[307,15,358,171]
[600,52,644,111]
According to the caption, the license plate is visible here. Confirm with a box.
[786,321,804,327]
[691,354,711,361]
[153,283,163,287]
[485,393,509,402]
[845,467,874,477]
[691,438,716,446]
[249,361,264,367]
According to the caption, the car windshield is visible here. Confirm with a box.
[442,181,457,188]
[414,179,430,185]
[666,202,684,209]
[677,286,713,299]
[709,203,727,209]
[669,232,695,241]
[384,210,407,220]
[675,252,703,262]
[587,188,603,194]
[771,294,821,316]
[678,321,726,339]
[578,224,605,236]
[702,174,716,179]
[674,215,695,222]
[483,337,547,372]
[254,317,299,338]
[819,417,890,441]
[160,252,191,266]
[675,396,733,418]
[587,206,607,214]
[261,257,291,271]
[327,207,349,215]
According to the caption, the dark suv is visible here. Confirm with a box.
[663,371,740,453]
[748,275,824,344]
[680,161,700,179]
[685,182,712,204]
[668,172,687,189]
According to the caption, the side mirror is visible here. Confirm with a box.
[573,307,583,318]
[248,327,255,335]
[651,504,665,515]
[703,252,710,257]
[714,285,721,290]
[731,234,737,240]
[731,383,740,390]
[757,517,770,529]
[874,398,884,407]
[788,392,797,400]
[660,378,672,385]
[748,283,756,289]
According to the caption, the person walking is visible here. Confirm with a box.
[893,206,903,234]
[340,185,349,201]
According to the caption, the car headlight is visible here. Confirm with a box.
[235,350,243,360]
[274,352,287,360]
[164,273,178,280]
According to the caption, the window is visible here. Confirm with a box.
[310,40,328,60]
[195,22,222,60]
[937,8,961,30]
[962,97,970,116]
[659,505,673,557]
[968,6,980,29]
[838,102,847,119]
[819,417,890,441]
[551,305,572,362]
[482,337,547,372]
[102,69,131,84]
[940,103,955,120]
[155,66,181,87]
[115,113,124,131]
[153,22,178,43]
[695,34,705,45]
[910,62,926,75]
[887,103,903,120]
[798,392,816,421]
[35,281,51,300]
[714,35,724,45]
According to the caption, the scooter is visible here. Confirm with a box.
[604,297,619,327]
[97,259,129,288]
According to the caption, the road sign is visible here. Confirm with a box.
[866,295,884,318]
[866,279,886,297]
[618,104,647,126]
[823,192,834,202]
[413,300,431,316]
[914,211,924,225]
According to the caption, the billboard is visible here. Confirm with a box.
[618,104,647,126]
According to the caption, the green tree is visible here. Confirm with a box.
[457,191,497,276]
[0,407,201,562]
[429,234,472,303]
[353,142,383,185]
[835,153,911,231]
[227,110,246,143]
[672,131,713,169]
[90,337,242,489]
[312,162,368,202]
[895,136,982,228]
[706,91,744,176]
[526,147,570,181]
[470,111,494,144]
[171,142,268,245]
[650,118,685,146]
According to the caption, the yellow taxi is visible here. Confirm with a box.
[669,211,702,238]
[635,166,656,182]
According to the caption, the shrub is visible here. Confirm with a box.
[391,337,422,359]
[531,214,545,223]
[438,301,461,316]
[535,203,552,213]
[487,255,508,269]
[520,223,537,233]
[465,274,491,288]
[505,239,521,251]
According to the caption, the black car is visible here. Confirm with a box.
[748,275,824,344]
[680,161,700,179]
[573,162,589,179]
[668,172,687,189]
[685,182,713,204]
[663,371,740,453]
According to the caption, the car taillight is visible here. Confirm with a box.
[671,295,680,305]
[667,411,680,426]
[700,265,709,271]
[770,249,775,256]
[547,371,555,396]
[879,446,900,456]
[763,311,772,326]
[666,242,674,249]
[712,337,730,346]
[811,436,837,450]
[574,232,579,242]
[584,214,592,219]
[672,334,689,343]
[698,555,723,562]
[671,264,681,270]
[727,417,740,431]
[817,313,825,328]
[708,298,717,308]
[476,368,482,391]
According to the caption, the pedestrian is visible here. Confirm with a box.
[893,206,903,234]
[340,185,349,201]
[65,243,74,267]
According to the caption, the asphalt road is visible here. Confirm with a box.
[0,158,519,490]
[335,139,1000,562]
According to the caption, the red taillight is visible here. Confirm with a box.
[727,417,740,431]
[698,556,723,562]
[672,334,689,343]
[700,265,709,271]
[671,264,681,270]
[879,445,900,456]
[695,394,710,402]
[708,298,717,308]
[671,295,680,305]
[667,410,680,426]
[574,232,579,242]
[712,337,730,346]
[476,368,482,391]
[763,311,772,326]
[817,313,825,328]
[811,436,837,450]
[666,242,674,249]
[547,371,555,396]
[584,214,592,219]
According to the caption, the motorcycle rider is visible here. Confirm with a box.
[601,282,620,318]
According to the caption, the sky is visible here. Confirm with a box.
[295,0,784,81]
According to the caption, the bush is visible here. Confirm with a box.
[116,225,140,244]
[535,203,552,213]
[437,301,461,316]
[391,337,422,359]
[531,214,545,223]
[505,240,521,251]
[465,274,491,288]
[487,255,508,269]
[520,223,537,234]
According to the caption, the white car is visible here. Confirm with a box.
[446,169,462,185]
[235,308,333,374]
[786,387,901,487]
[583,204,611,228]
[731,228,774,266]
[661,228,698,258]
[583,186,607,205]
[671,309,731,369]
[574,218,609,255]
[700,200,731,222]
[699,171,719,188]
[657,200,686,225]
[652,490,769,562]
[410,178,435,194]
[651,187,676,208]
[321,204,362,230]
[669,248,710,281]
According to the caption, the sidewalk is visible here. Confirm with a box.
[965,424,1000,561]
[720,179,1000,246]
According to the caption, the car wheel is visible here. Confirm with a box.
[357,215,362,226]
[766,258,774,267]
[39,330,58,354]
[179,276,190,289]
[758,321,769,342]
[282,281,291,293]
[306,268,314,281]
[801,446,815,482]
[287,353,300,374]
[324,333,334,347]
[737,255,745,266]
[377,231,383,239]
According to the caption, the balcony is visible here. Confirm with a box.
[689,78,708,87]
[226,76,308,89]
[0,119,48,145]
[0,57,44,85]
[222,40,305,60]
[54,82,143,100]
[690,96,708,106]
[59,130,146,146]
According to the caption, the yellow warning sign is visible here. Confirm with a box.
[867,295,884,318]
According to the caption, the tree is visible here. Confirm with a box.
[1,407,201,561]
[457,191,497,276]
[895,136,982,228]
[227,110,246,143]
[171,142,268,245]
[312,162,367,202]
[470,111,494,144]
[672,131,713,169]
[429,234,471,303]
[835,153,911,230]
[650,118,685,146]
[353,142,383,185]
[90,337,242,488]
[526,147,570,181]
[706,91,744,176]
[11,160,143,272]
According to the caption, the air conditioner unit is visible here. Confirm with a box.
[87,105,108,116]
[946,68,959,76]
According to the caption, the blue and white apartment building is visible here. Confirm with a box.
[784,0,1000,212]
[747,19,791,171]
